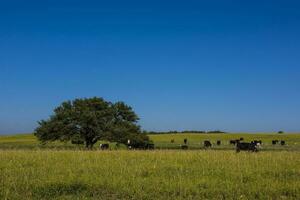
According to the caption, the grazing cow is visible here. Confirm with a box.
[281,141,286,146]
[184,139,188,144]
[240,137,244,141]
[272,140,279,145]
[127,139,155,150]
[181,145,188,150]
[236,141,259,152]
[204,141,212,148]
[217,140,221,146]
[100,143,109,150]
[171,139,175,143]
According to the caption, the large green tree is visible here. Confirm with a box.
[34,97,149,149]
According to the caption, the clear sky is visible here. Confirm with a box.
[1,0,300,134]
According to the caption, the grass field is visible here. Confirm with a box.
[1,133,300,199]
[1,133,300,151]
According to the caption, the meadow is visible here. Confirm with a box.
[0,133,300,199]
[1,133,300,151]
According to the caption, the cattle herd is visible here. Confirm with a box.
[179,138,287,152]
[98,138,287,152]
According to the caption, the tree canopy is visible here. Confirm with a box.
[34,97,149,148]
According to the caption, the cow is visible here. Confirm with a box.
[217,140,221,146]
[171,139,175,143]
[127,140,155,150]
[204,141,212,148]
[272,140,279,145]
[100,143,109,150]
[252,140,262,150]
[240,137,244,141]
[184,139,188,145]
[236,141,259,153]
[281,141,286,146]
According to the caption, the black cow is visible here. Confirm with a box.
[281,141,286,146]
[184,139,188,144]
[100,143,109,150]
[128,142,155,150]
[240,137,244,141]
[236,141,259,153]
[272,140,279,145]
[171,139,175,143]
[217,140,221,146]
[204,141,212,148]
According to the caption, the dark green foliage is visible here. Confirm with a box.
[182,130,206,133]
[207,130,227,134]
[34,97,149,149]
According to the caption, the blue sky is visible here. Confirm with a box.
[1,0,300,134]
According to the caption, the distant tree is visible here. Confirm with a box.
[278,131,284,134]
[182,130,206,134]
[207,130,226,134]
[34,97,149,149]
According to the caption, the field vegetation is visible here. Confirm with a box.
[0,133,300,199]
[0,133,300,151]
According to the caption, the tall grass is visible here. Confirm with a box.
[1,150,299,200]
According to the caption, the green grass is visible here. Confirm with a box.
[0,134,76,150]
[1,133,300,151]
[1,150,299,200]
[0,133,300,199]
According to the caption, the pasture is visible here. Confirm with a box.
[0,133,300,151]
[0,133,300,199]
[150,133,300,151]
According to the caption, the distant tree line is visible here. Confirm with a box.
[145,130,227,134]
